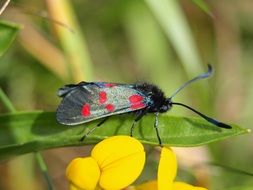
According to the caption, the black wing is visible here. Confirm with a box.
[56,82,150,125]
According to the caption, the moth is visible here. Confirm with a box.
[56,65,231,144]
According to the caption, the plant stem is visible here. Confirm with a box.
[35,152,54,190]
[0,87,16,112]
[0,0,10,15]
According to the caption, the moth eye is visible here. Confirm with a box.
[161,105,168,111]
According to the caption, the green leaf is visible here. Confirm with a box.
[0,20,21,57]
[0,111,248,160]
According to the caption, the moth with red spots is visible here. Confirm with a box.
[56,65,231,145]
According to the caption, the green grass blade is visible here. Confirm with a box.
[46,0,93,82]
[145,0,203,76]
[0,87,16,112]
[0,20,21,56]
[145,0,211,108]
[192,0,214,17]
[0,111,248,160]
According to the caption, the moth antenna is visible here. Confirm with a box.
[170,64,213,99]
[171,102,231,129]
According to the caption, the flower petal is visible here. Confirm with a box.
[91,136,145,189]
[134,180,158,190]
[158,147,177,190]
[172,181,208,190]
[69,183,84,190]
[66,157,100,190]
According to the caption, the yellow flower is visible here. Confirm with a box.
[66,136,207,190]
[66,136,145,190]
[135,147,208,190]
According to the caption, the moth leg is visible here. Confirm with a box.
[154,112,162,146]
[130,108,149,137]
[80,117,109,141]
[97,117,109,126]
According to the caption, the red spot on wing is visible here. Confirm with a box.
[129,94,143,103]
[81,104,91,117]
[105,104,115,112]
[129,94,146,110]
[99,91,107,104]
[104,83,116,87]
[130,102,146,109]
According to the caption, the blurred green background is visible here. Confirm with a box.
[0,0,252,189]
